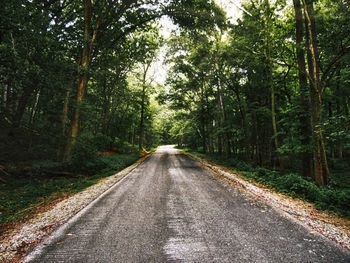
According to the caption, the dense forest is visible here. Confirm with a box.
[1,0,350,224]
[165,0,350,186]
[0,0,223,164]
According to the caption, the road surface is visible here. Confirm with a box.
[26,146,350,262]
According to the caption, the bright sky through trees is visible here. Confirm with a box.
[153,0,242,85]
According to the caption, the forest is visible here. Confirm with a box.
[1,0,350,226]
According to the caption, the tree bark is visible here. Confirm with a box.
[263,0,282,170]
[293,0,313,177]
[62,89,70,136]
[303,0,330,185]
[138,63,151,151]
[29,89,40,126]
[62,0,94,162]
[12,85,35,128]
[139,84,146,151]
[4,80,14,120]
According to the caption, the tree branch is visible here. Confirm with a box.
[321,45,350,87]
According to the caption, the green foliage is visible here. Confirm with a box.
[1,0,226,164]
[271,174,323,202]
[70,133,99,170]
[114,140,139,154]
[69,133,140,172]
[0,154,139,225]
[188,150,350,218]
[91,134,114,151]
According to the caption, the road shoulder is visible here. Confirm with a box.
[184,152,350,252]
[0,155,150,263]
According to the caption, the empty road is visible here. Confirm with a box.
[26,146,350,262]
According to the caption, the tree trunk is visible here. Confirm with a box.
[29,89,40,126]
[218,78,231,158]
[62,0,94,162]
[4,80,14,119]
[233,87,249,159]
[293,0,313,177]
[263,0,282,170]
[303,0,330,185]
[139,84,146,151]
[138,63,151,151]
[12,85,35,128]
[62,89,70,136]
[101,81,110,135]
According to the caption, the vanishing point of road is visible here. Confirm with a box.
[26,146,350,262]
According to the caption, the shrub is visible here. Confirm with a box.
[273,174,322,202]
[113,138,138,153]
[318,189,350,216]
[70,133,99,171]
[93,134,114,150]
[226,158,254,172]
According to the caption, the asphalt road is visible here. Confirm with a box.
[26,146,350,263]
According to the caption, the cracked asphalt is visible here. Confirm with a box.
[25,145,350,263]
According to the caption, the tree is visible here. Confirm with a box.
[292,0,313,177]
[61,0,225,161]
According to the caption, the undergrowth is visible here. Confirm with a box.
[0,153,139,226]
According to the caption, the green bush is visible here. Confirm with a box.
[98,154,139,174]
[226,158,254,172]
[272,174,322,202]
[190,150,350,219]
[115,141,138,153]
[0,153,140,225]
[93,134,114,150]
[317,189,350,216]
[70,133,99,171]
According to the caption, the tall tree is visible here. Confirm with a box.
[292,0,312,177]
[303,0,330,185]
[61,0,225,161]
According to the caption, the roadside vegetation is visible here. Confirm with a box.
[0,150,139,228]
[186,149,350,219]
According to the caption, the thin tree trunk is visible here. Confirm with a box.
[138,63,151,151]
[263,0,282,170]
[62,0,94,162]
[101,80,110,135]
[293,0,312,177]
[12,86,35,128]
[233,87,249,159]
[199,84,207,153]
[29,89,40,126]
[5,81,14,120]
[202,125,207,153]
[303,0,330,185]
[62,89,70,135]
[139,84,146,151]
[218,78,231,157]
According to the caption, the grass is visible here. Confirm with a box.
[185,149,350,219]
[0,153,139,227]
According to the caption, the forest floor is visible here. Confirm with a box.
[0,153,149,262]
[0,153,140,235]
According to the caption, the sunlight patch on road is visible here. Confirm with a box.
[157,145,179,154]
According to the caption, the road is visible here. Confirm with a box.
[26,146,350,263]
